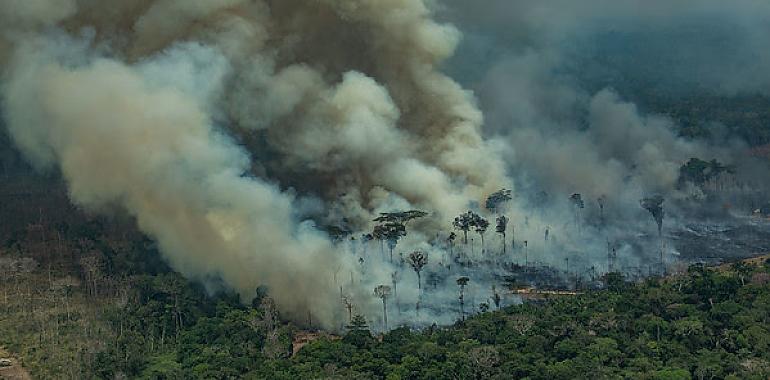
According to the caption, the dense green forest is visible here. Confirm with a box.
[88,260,770,379]
[5,238,769,379]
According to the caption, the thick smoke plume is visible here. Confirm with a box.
[2,1,769,330]
[0,0,507,329]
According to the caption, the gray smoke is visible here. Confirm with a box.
[433,0,770,276]
[1,0,769,330]
[0,0,510,329]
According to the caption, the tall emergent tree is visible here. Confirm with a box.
[457,276,470,321]
[372,210,425,263]
[473,215,490,254]
[453,211,475,245]
[485,189,512,213]
[453,211,489,255]
[372,222,406,263]
[496,215,508,254]
[447,232,457,256]
[374,210,428,224]
[406,251,428,290]
[640,196,665,236]
[641,195,666,273]
[372,225,387,258]
[570,193,585,232]
[374,285,392,330]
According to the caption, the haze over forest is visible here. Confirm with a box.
[1,2,770,378]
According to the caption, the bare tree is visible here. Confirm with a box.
[508,314,535,335]
[156,275,186,339]
[457,276,470,321]
[342,296,354,323]
[406,251,428,290]
[469,346,500,378]
[78,252,105,298]
[374,285,392,330]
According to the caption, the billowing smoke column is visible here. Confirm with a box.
[3,0,770,331]
[0,0,508,328]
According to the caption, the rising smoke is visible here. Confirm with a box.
[1,1,769,330]
[0,0,509,329]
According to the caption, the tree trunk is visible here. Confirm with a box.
[382,299,388,330]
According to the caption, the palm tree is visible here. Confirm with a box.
[406,251,428,290]
[374,285,392,330]
[640,196,665,236]
[453,211,474,244]
[473,216,490,254]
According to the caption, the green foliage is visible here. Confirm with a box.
[264,262,770,379]
[9,251,770,379]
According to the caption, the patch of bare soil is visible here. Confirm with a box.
[0,348,31,380]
